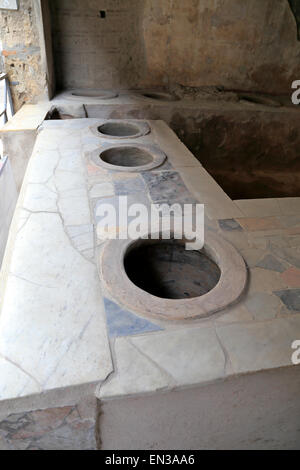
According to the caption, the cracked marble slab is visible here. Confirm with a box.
[0,127,113,403]
[2,119,300,409]
[0,212,112,400]
[216,317,300,374]
[98,337,175,399]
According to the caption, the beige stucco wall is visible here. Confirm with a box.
[1,0,299,106]
[100,367,300,450]
[50,0,300,94]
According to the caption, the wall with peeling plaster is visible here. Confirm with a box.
[1,0,300,107]
[0,0,49,111]
[50,0,300,95]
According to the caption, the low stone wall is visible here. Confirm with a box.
[84,96,300,199]
[0,398,98,451]
[50,0,300,95]
[0,157,17,266]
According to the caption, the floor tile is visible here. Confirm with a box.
[235,199,281,217]
[238,217,282,232]
[256,254,286,273]
[245,292,281,320]
[218,219,243,232]
[281,268,300,288]
[217,317,300,373]
[104,298,162,338]
[274,289,300,312]
[130,327,226,385]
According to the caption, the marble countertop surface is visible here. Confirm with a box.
[0,157,7,176]
[0,118,299,407]
[52,90,299,114]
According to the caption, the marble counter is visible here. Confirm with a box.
[0,157,17,267]
[0,118,299,450]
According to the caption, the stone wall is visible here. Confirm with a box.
[100,367,300,450]
[0,0,49,111]
[50,0,146,91]
[0,405,97,450]
[0,157,17,266]
[0,392,99,451]
[1,0,299,107]
[50,0,300,95]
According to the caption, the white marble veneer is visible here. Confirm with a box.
[0,118,299,450]
[0,122,113,403]
[0,157,17,267]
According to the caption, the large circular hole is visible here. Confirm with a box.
[71,89,118,99]
[238,93,281,108]
[100,146,154,167]
[98,122,143,138]
[141,91,179,102]
[124,239,221,300]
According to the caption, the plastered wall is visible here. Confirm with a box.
[50,0,300,94]
[100,367,300,450]
[1,0,299,106]
[50,0,147,91]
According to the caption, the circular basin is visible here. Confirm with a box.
[136,90,180,102]
[101,147,152,167]
[238,93,281,108]
[68,89,118,100]
[91,120,151,139]
[100,232,247,321]
[124,239,221,300]
[90,144,166,172]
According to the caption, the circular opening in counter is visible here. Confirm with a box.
[124,239,221,300]
[238,93,281,108]
[100,232,247,321]
[95,120,151,139]
[101,146,153,167]
[140,91,180,102]
[70,89,118,99]
[90,144,167,172]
